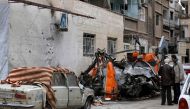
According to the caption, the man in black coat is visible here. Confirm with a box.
[158,58,175,105]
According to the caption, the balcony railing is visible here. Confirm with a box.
[163,19,169,26]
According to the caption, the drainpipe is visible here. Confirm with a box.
[152,0,155,46]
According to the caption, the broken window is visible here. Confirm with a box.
[83,33,95,56]
[107,38,117,55]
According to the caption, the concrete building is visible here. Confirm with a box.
[8,0,124,75]
[180,0,190,63]
[83,0,171,52]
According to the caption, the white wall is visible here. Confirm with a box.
[58,1,124,75]
[9,0,124,75]
[9,3,57,68]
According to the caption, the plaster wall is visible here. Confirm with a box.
[9,0,124,75]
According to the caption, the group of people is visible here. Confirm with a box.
[158,55,185,105]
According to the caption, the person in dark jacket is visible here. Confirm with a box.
[158,58,175,105]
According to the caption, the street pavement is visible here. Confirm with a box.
[92,96,177,109]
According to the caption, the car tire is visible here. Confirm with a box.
[83,97,92,109]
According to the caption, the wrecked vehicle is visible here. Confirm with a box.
[119,60,160,98]
[0,67,94,109]
[79,49,160,99]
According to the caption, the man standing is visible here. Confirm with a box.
[172,55,185,104]
[159,58,174,105]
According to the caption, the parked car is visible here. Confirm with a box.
[0,72,94,109]
[183,63,190,75]
[178,74,190,109]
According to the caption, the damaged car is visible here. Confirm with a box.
[119,60,160,98]
[79,49,160,99]
[0,67,94,109]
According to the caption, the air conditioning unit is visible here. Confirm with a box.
[55,13,68,31]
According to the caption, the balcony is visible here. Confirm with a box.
[169,20,175,28]
[163,19,169,26]
[180,14,190,19]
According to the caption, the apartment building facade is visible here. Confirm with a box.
[83,0,170,52]
[84,0,189,62]
[180,0,190,63]
[8,0,124,75]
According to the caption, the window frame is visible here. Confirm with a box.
[107,37,117,55]
[83,33,95,56]
[156,13,160,25]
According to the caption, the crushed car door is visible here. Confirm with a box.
[66,73,82,107]
[52,73,68,109]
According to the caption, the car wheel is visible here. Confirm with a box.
[83,97,92,109]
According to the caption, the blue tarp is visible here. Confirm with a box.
[0,1,9,80]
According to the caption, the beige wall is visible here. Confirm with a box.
[138,21,147,34]
[124,18,138,31]
[155,2,162,14]
[162,0,169,8]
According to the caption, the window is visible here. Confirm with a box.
[66,73,78,86]
[185,49,189,63]
[170,30,173,37]
[163,10,168,19]
[156,14,159,25]
[123,35,133,43]
[182,31,185,38]
[107,38,117,55]
[124,43,130,50]
[170,11,173,20]
[111,2,113,10]
[52,73,66,86]
[83,33,95,56]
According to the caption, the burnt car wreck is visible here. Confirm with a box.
[79,49,160,100]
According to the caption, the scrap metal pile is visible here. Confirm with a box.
[79,49,160,100]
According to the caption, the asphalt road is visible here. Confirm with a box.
[92,96,177,109]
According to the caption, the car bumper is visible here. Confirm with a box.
[0,103,34,108]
